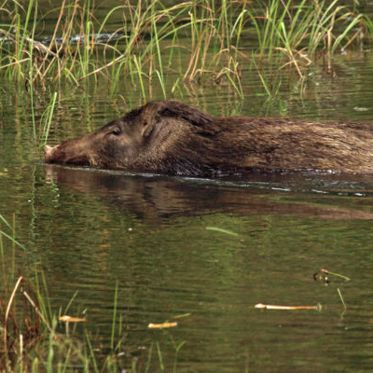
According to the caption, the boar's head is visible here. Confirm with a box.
[44,100,214,173]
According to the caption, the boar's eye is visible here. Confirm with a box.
[111,127,122,136]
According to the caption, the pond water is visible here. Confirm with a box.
[1,4,373,372]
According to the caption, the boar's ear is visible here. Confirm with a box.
[136,103,156,139]
[157,100,213,127]
[141,100,214,139]
[142,118,154,138]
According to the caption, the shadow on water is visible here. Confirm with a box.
[44,164,373,222]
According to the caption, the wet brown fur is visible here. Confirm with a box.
[45,100,373,176]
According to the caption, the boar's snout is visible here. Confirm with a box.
[44,144,59,163]
[44,140,95,166]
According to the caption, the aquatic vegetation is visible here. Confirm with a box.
[1,213,188,372]
[39,91,58,145]
[248,0,364,77]
[0,0,368,93]
[0,280,184,372]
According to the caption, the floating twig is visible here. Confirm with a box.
[59,315,87,336]
[206,226,239,236]
[59,315,86,323]
[148,321,178,329]
[173,313,191,319]
[255,303,322,311]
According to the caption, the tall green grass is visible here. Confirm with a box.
[0,0,370,97]
[39,91,58,145]
[248,0,364,77]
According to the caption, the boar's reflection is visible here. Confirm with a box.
[45,165,373,222]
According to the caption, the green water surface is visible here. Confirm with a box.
[0,4,373,372]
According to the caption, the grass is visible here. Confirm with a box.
[39,91,58,146]
[0,0,369,97]
[248,0,364,78]
[0,214,185,373]
[0,274,184,373]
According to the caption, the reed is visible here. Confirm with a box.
[0,279,184,372]
[0,1,369,98]
[248,0,364,77]
[36,91,58,147]
[0,213,27,253]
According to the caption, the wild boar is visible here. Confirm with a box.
[44,100,373,176]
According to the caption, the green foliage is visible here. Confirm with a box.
[248,0,364,77]
[0,0,368,91]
